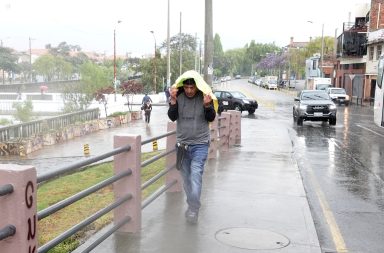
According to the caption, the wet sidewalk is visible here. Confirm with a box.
[74,116,321,253]
[0,106,170,175]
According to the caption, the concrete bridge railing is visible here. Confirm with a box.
[0,110,241,253]
[0,108,100,142]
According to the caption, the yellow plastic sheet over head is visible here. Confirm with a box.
[173,70,218,112]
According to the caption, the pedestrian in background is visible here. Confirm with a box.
[164,86,170,103]
[167,70,216,224]
[143,101,152,123]
[141,93,152,105]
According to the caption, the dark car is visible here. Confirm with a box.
[214,90,258,114]
[293,90,337,126]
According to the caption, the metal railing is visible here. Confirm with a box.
[0,184,16,241]
[36,126,178,253]
[0,108,99,142]
[0,80,81,93]
[0,111,241,253]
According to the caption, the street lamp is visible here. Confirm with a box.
[150,31,157,93]
[113,20,122,102]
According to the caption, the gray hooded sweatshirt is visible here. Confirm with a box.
[168,91,215,145]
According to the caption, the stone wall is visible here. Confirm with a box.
[0,112,141,157]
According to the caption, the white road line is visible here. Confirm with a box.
[307,165,348,253]
[356,124,384,138]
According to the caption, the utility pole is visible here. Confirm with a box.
[113,29,117,101]
[321,23,324,78]
[166,0,171,88]
[334,28,338,59]
[179,12,182,76]
[150,31,157,93]
[113,20,122,102]
[194,33,198,71]
[29,37,33,83]
[204,0,213,86]
[199,40,202,74]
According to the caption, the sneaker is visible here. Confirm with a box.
[185,210,198,224]
[185,209,191,218]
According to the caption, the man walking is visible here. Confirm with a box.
[167,70,216,224]
[141,93,152,105]
[143,101,152,123]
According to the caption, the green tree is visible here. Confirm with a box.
[159,33,196,85]
[94,86,114,116]
[48,42,75,57]
[0,47,19,84]
[139,58,155,93]
[67,52,90,76]
[286,47,306,80]
[246,41,281,76]
[34,54,73,81]
[223,48,246,76]
[62,61,111,112]
[55,57,73,80]
[45,42,86,79]
[33,54,56,81]
[213,34,224,77]
[0,118,12,126]
[305,36,335,59]
[17,61,32,82]
[12,100,34,122]
[120,80,144,112]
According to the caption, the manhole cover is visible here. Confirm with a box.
[215,227,290,250]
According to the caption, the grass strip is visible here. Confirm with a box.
[37,150,166,253]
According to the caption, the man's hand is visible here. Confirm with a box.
[203,94,213,107]
[169,87,178,105]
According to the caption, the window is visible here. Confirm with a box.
[378,56,384,89]
[214,91,222,98]
[312,60,318,70]
[223,92,231,99]
[352,63,365,69]
[369,46,374,60]
[377,45,382,60]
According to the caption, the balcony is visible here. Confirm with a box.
[337,21,368,58]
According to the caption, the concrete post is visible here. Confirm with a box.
[203,0,213,86]
[113,135,141,233]
[165,122,182,192]
[219,113,230,152]
[0,165,37,253]
[228,110,241,146]
[208,117,218,159]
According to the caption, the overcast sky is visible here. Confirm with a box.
[0,0,369,57]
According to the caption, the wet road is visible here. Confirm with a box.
[2,79,383,252]
[215,79,384,253]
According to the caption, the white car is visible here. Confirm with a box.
[327,87,350,106]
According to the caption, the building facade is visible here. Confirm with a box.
[366,0,384,100]
[334,4,370,100]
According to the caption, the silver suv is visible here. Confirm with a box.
[293,90,337,126]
